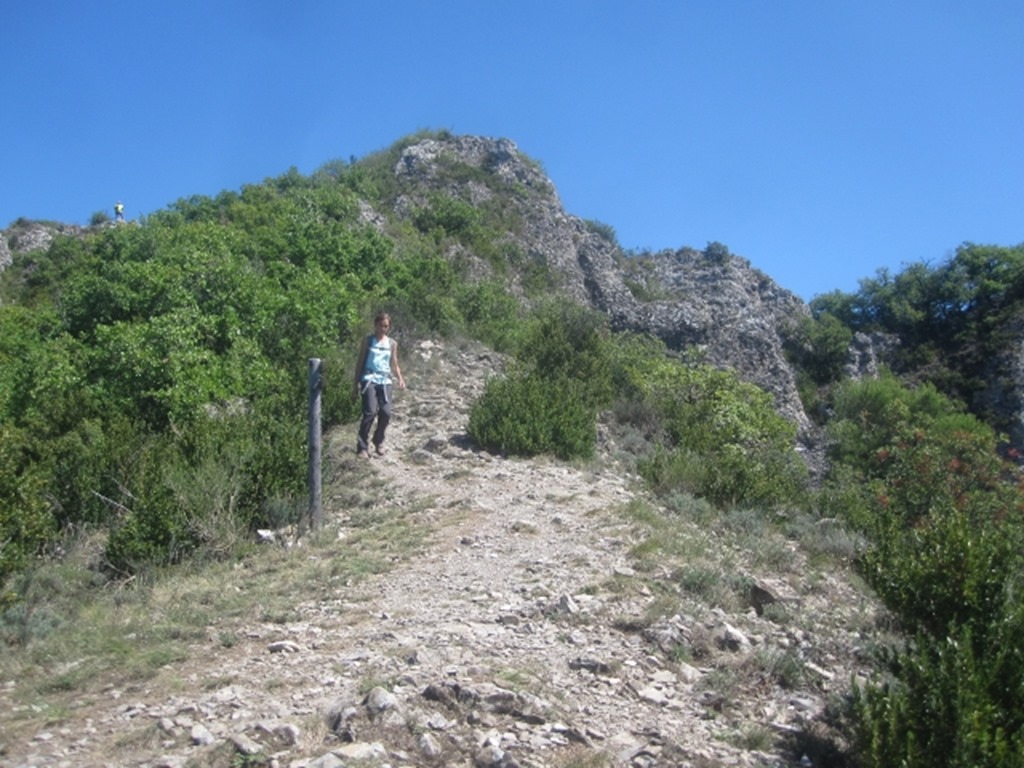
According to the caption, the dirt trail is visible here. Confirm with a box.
[4,338,863,767]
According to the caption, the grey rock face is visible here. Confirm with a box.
[0,219,87,290]
[388,135,817,449]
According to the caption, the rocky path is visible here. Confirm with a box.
[4,338,871,768]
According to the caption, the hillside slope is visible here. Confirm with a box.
[1,337,878,768]
[385,135,815,448]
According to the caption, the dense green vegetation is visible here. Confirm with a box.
[3,130,1024,766]
[810,243,1024,425]
[2,131,810,601]
[0,132,529,592]
[823,375,1024,767]
[800,244,1024,767]
[467,302,807,509]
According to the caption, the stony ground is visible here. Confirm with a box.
[1,338,880,768]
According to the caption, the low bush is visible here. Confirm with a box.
[468,371,596,460]
[621,343,807,509]
[468,302,612,460]
[0,425,54,601]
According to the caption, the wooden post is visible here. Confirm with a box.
[308,358,323,529]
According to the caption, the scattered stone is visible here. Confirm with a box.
[713,622,751,651]
[190,724,215,746]
[805,661,835,680]
[256,529,276,544]
[419,731,443,758]
[229,732,262,756]
[642,620,689,655]
[676,661,702,683]
[636,686,670,707]
[306,753,346,768]
[363,686,399,714]
[423,434,450,452]
[555,594,579,615]
[474,743,506,767]
[568,656,614,675]
[337,741,387,760]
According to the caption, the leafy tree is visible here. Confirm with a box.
[703,241,732,263]
[827,375,959,476]
[809,243,1024,422]
[784,311,854,386]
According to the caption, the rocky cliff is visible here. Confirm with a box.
[389,135,816,450]
[0,219,83,276]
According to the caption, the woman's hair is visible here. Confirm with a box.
[374,312,391,325]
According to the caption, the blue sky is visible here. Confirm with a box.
[3,1,1021,301]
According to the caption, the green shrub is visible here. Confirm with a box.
[583,219,618,245]
[625,351,807,508]
[638,446,708,498]
[413,193,482,242]
[467,303,614,460]
[827,375,964,473]
[514,303,614,410]
[853,615,1024,768]
[854,423,1019,638]
[102,435,191,574]
[784,312,853,387]
[0,425,55,598]
[458,280,522,352]
[468,371,596,460]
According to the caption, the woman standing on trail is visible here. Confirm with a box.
[353,312,405,458]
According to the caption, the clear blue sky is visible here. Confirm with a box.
[3,1,1021,301]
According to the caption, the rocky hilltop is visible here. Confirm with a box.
[0,218,85,273]
[389,136,814,449]
[384,134,1024,460]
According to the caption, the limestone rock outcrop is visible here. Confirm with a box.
[389,135,816,447]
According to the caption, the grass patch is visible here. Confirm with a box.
[730,723,777,751]
[0,458,434,742]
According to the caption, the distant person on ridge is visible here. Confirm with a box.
[114,201,125,222]
[352,312,405,458]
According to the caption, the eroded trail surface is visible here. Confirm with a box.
[5,339,869,768]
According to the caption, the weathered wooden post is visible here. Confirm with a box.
[308,358,323,529]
